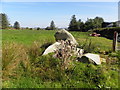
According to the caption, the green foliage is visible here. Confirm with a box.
[50,20,56,30]
[68,15,104,32]
[14,21,20,29]
[2,29,119,88]
[0,13,9,29]
[94,17,104,28]
[78,38,98,53]
[45,26,51,30]
[78,19,85,32]
[45,20,56,30]
[36,27,41,30]
[84,18,94,31]
[109,51,120,63]
[84,17,104,31]
[31,54,64,81]
[113,22,117,27]
[92,27,120,39]
[68,15,80,31]
[2,59,119,88]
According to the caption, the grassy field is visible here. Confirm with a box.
[2,29,119,88]
[2,30,56,45]
[2,29,113,51]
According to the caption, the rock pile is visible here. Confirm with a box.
[43,29,101,65]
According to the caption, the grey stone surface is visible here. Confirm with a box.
[43,42,61,55]
[78,53,101,65]
[83,53,101,65]
[54,29,78,45]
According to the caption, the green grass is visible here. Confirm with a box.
[2,29,119,88]
[0,30,2,47]
[2,29,113,51]
[2,29,56,45]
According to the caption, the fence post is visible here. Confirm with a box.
[113,31,118,52]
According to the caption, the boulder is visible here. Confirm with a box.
[84,53,101,65]
[42,42,61,55]
[78,53,101,65]
[54,29,78,45]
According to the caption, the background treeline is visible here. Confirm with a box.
[68,15,104,32]
[0,13,20,29]
[0,13,119,32]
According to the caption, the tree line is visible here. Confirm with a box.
[0,13,117,31]
[0,13,20,29]
[0,13,56,30]
[68,15,104,32]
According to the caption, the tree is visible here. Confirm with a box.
[36,27,41,30]
[84,18,94,31]
[68,15,79,31]
[45,26,51,30]
[14,21,20,29]
[113,22,117,27]
[49,20,56,30]
[93,17,104,28]
[78,19,85,32]
[84,17,104,31]
[0,13,9,29]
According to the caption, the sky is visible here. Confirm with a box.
[1,2,118,28]
[2,0,119,2]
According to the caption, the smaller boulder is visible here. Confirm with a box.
[78,53,101,65]
[42,42,61,55]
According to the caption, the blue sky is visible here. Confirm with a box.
[1,2,118,28]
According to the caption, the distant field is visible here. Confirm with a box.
[2,29,113,51]
[2,30,56,45]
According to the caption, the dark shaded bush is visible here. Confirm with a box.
[92,27,120,40]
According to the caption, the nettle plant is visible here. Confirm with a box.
[54,40,83,70]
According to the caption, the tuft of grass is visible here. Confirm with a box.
[2,42,30,80]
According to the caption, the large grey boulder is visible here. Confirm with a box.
[43,42,61,55]
[54,29,78,45]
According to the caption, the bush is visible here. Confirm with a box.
[92,27,120,39]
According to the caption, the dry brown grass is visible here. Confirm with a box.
[2,40,55,80]
[2,42,30,80]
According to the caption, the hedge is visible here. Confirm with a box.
[92,27,120,39]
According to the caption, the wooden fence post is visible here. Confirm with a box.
[113,31,118,52]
